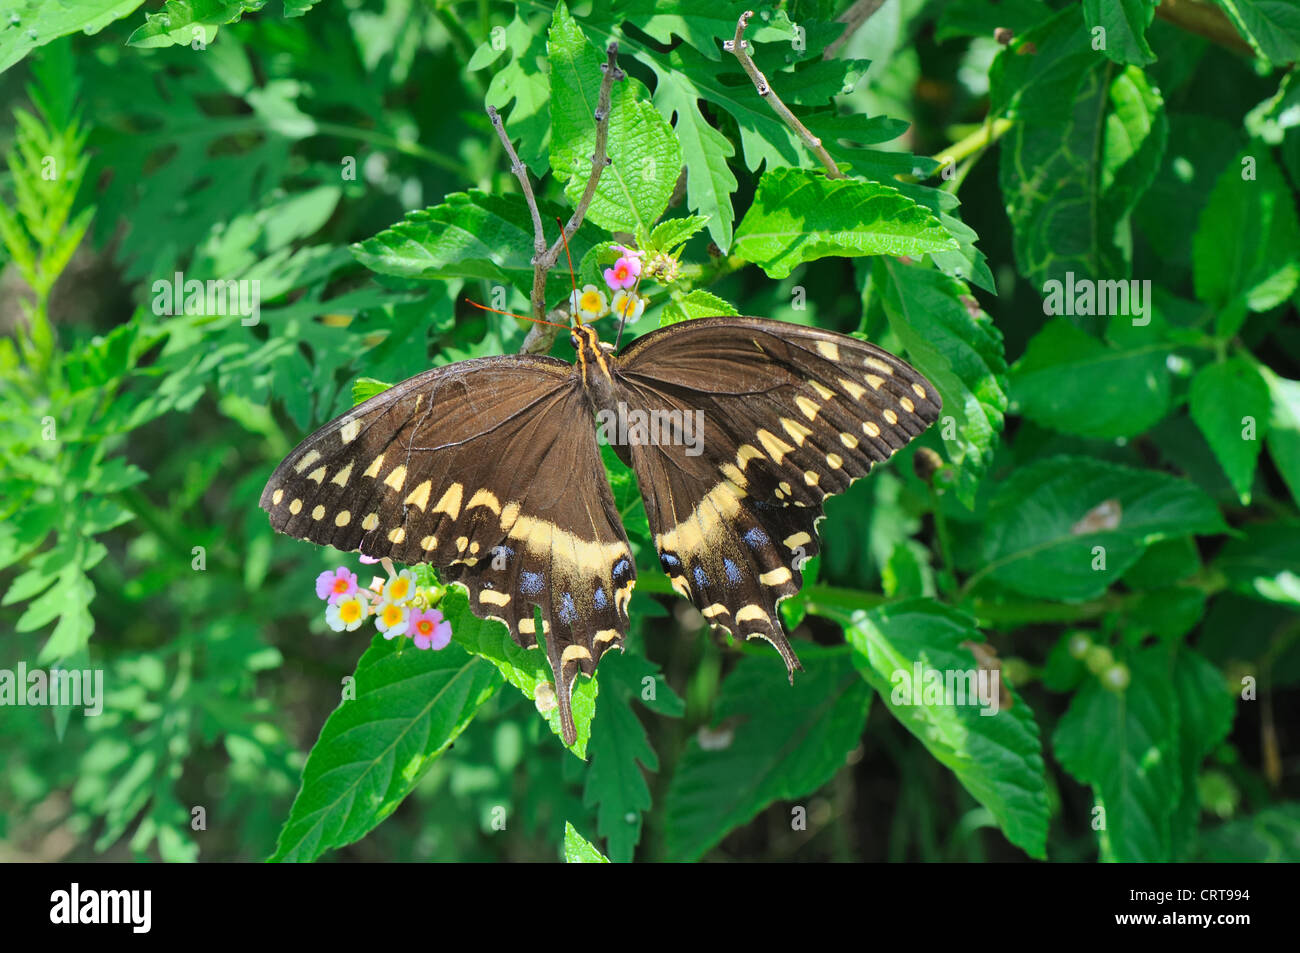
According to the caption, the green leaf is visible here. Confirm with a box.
[1171,650,1235,859]
[1084,0,1158,66]
[831,599,1050,858]
[562,822,610,862]
[654,81,738,249]
[1193,150,1300,336]
[663,645,871,861]
[1198,803,1300,861]
[1264,370,1300,505]
[1053,645,1181,861]
[548,2,683,234]
[1214,0,1300,65]
[350,191,598,305]
[1215,521,1300,607]
[1189,358,1271,503]
[269,628,502,862]
[0,1,144,74]
[351,378,392,406]
[996,11,1167,290]
[935,0,1053,42]
[660,289,738,326]
[483,14,552,173]
[583,649,684,862]
[649,215,709,254]
[1011,318,1171,438]
[973,456,1227,600]
[449,587,599,759]
[877,259,1008,507]
[126,0,265,49]
[734,168,957,279]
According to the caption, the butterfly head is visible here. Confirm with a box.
[571,322,616,392]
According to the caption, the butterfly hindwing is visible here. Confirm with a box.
[613,316,941,668]
[260,356,635,744]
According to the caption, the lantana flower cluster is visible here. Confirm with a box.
[315,560,452,650]
[568,244,657,325]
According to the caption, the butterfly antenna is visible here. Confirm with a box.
[465,298,569,331]
[556,217,582,328]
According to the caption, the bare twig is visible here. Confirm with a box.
[487,104,546,264]
[486,41,623,354]
[823,0,887,60]
[726,11,844,179]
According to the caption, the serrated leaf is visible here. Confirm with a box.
[877,259,1008,507]
[1198,803,1300,861]
[0,0,144,74]
[126,0,265,49]
[484,14,552,172]
[1053,645,1181,861]
[974,456,1227,600]
[583,650,683,861]
[649,214,709,254]
[548,2,682,234]
[350,191,599,305]
[829,599,1049,859]
[663,646,871,861]
[654,81,738,249]
[562,821,610,862]
[1193,150,1300,336]
[1083,0,1158,66]
[269,626,502,862]
[734,168,957,279]
[1011,318,1172,438]
[1189,358,1271,503]
[660,289,738,326]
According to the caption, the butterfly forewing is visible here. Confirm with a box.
[260,355,636,744]
[613,317,941,668]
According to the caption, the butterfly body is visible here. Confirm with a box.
[262,316,941,744]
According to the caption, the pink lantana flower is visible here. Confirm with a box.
[375,600,410,639]
[603,254,642,291]
[409,608,453,650]
[316,567,359,604]
[326,593,369,632]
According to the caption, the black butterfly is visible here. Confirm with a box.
[261,315,941,743]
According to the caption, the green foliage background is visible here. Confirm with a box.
[1,0,1298,863]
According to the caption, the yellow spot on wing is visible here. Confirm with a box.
[912,383,927,399]
[388,527,406,544]
[362,513,379,531]
[334,510,351,527]
[804,470,820,486]
[864,357,894,375]
[866,374,885,390]
[883,409,898,425]
[816,340,840,361]
[760,566,792,586]
[420,535,436,550]
[293,450,320,473]
[307,466,326,484]
[479,589,511,607]
[340,418,362,443]
[289,499,302,515]
[863,421,881,438]
[827,453,843,469]
[468,488,502,514]
[432,483,463,519]
[701,603,728,618]
[900,396,915,413]
[784,532,811,549]
[839,378,866,401]
[737,444,766,469]
[757,429,795,465]
[311,505,326,520]
[272,489,284,505]
[404,480,432,510]
[735,605,766,624]
[384,465,407,491]
[330,462,353,487]
[781,417,812,446]
[795,395,820,420]
[840,432,859,449]
[810,380,835,401]
[363,454,384,478]
[562,645,591,664]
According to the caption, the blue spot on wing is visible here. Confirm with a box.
[660,552,680,570]
[520,571,544,596]
[593,586,608,610]
[723,558,742,586]
[613,557,632,581]
[693,565,708,590]
[744,527,770,548]
[558,592,577,624]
